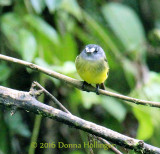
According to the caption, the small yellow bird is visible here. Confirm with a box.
[75,44,109,94]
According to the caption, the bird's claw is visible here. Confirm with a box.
[82,81,90,92]
[96,84,100,95]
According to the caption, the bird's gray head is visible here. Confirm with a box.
[80,44,106,61]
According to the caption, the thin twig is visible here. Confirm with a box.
[0,85,160,153]
[97,137,122,154]
[88,135,95,154]
[33,82,95,154]
[33,81,71,114]
[34,81,122,154]
[0,54,160,108]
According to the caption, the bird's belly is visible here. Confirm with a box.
[80,69,108,84]
[76,59,109,84]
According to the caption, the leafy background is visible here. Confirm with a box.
[0,0,160,153]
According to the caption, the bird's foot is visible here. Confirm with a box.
[96,84,100,95]
[82,81,90,92]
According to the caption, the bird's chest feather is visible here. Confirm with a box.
[76,56,108,84]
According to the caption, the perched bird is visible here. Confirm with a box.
[75,44,109,94]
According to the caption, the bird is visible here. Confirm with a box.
[75,44,109,94]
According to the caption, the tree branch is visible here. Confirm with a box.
[0,86,160,153]
[0,54,160,108]
[33,81,122,154]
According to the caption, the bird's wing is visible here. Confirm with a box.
[104,58,108,63]
[104,58,109,76]
[75,55,79,63]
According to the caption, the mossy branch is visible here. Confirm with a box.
[0,85,160,153]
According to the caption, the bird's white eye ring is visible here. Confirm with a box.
[86,47,90,53]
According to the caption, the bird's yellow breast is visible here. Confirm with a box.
[75,56,109,84]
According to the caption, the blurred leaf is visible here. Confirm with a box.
[37,33,77,64]
[0,112,10,154]
[1,13,22,53]
[35,57,61,85]
[36,36,58,64]
[0,63,11,82]
[61,0,82,21]
[0,0,11,6]
[30,0,45,14]
[130,72,160,140]
[75,27,96,45]
[35,57,76,75]
[25,15,60,45]
[69,90,82,107]
[102,2,146,59]
[121,59,137,88]
[35,57,51,68]
[131,72,160,102]
[133,107,153,140]
[45,0,62,13]
[45,0,82,20]
[1,13,38,61]
[143,73,160,101]
[81,91,101,109]
[101,96,127,122]
[5,112,30,137]
[19,29,37,62]
[148,29,160,46]
[151,1,160,21]
[52,61,76,75]
[56,11,76,33]
[59,33,78,61]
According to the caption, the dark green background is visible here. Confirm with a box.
[0,0,160,153]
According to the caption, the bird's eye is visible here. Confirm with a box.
[94,49,98,53]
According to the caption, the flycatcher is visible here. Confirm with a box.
[75,44,109,94]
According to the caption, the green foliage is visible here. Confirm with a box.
[25,15,60,45]
[131,72,160,140]
[0,112,10,154]
[5,112,31,137]
[0,0,11,6]
[45,0,62,13]
[1,0,160,153]
[81,91,100,109]
[0,63,11,82]
[101,96,127,122]
[19,28,37,62]
[30,0,45,14]
[133,107,153,140]
[1,13,23,53]
[102,3,146,59]
[60,0,82,21]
